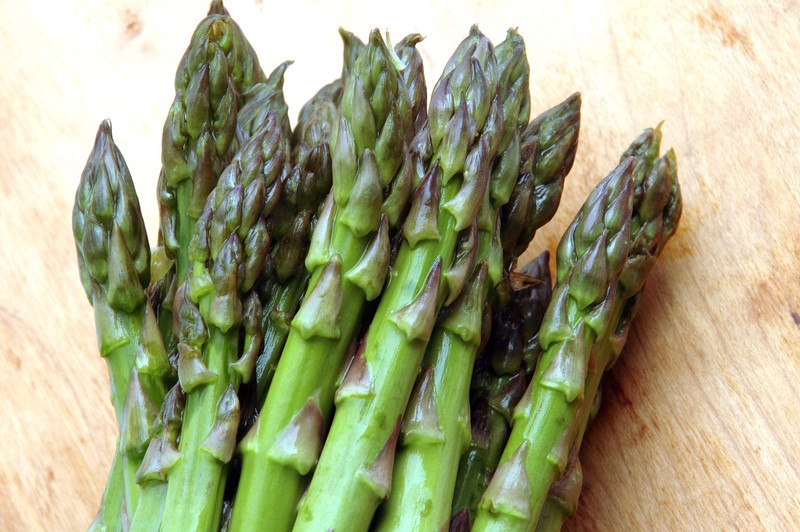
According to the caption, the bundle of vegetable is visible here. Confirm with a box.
[71,2,682,531]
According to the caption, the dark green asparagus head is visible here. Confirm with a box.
[187,111,290,333]
[495,29,531,134]
[536,156,634,356]
[339,28,367,80]
[176,3,265,97]
[481,252,552,404]
[331,30,411,201]
[292,29,364,150]
[237,61,293,145]
[73,120,150,313]
[489,29,531,210]
[266,85,337,283]
[429,26,499,165]
[618,126,683,298]
[394,33,428,137]
[501,93,581,265]
[159,4,266,254]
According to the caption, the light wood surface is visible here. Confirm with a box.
[1,0,798,530]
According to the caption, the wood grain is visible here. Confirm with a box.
[1,0,798,530]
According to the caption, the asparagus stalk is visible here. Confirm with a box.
[474,125,681,530]
[253,32,365,404]
[450,252,553,527]
[472,156,636,531]
[157,1,266,296]
[534,128,682,531]
[230,31,424,532]
[374,32,535,530]
[294,27,504,532]
[378,87,580,532]
[448,91,580,527]
[157,111,289,532]
[74,121,170,530]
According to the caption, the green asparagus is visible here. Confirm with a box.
[450,252,552,527]
[294,27,506,531]
[74,120,170,530]
[533,128,682,531]
[157,1,266,301]
[472,155,636,531]
[157,111,288,532]
[253,31,365,404]
[230,30,424,532]
[374,31,534,530]
[474,126,681,530]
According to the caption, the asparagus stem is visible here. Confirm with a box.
[472,158,636,531]
[375,31,539,530]
[251,60,343,405]
[73,121,169,529]
[473,127,681,531]
[450,252,553,526]
[154,1,268,348]
[158,110,289,532]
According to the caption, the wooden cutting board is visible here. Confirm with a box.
[1,0,798,529]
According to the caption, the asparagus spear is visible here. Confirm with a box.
[447,92,580,527]
[378,84,581,532]
[230,31,423,532]
[74,121,170,530]
[474,126,681,530]
[253,31,365,404]
[156,111,289,532]
[534,129,682,531]
[374,32,534,530]
[294,27,504,532]
[471,156,636,531]
[157,1,266,291]
[450,252,552,527]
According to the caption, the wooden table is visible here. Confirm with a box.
[1,1,798,529]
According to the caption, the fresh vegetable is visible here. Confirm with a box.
[74,121,171,530]
[294,26,506,531]
[229,30,425,532]
[473,128,681,531]
[71,4,683,530]
[450,251,552,528]
[377,78,582,531]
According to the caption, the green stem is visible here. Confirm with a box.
[294,182,460,531]
[231,222,368,532]
[90,449,125,532]
[129,483,167,532]
[160,322,239,532]
[375,323,477,531]
[93,293,144,523]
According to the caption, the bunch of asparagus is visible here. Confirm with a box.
[72,2,682,531]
